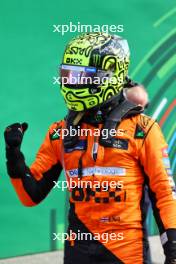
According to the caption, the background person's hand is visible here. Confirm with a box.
[4,123,28,148]
[124,85,149,108]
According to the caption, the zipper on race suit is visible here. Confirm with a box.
[92,138,98,161]
[92,125,101,161]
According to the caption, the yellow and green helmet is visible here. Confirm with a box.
[60,32,130,111]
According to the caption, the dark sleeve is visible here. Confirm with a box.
[6,126,62,206]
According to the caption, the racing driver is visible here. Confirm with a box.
[4,32,176,264]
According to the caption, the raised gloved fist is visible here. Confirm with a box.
[4,123,28,148]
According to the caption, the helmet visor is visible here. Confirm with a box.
[60,64,97,86]
[60,64,113,87]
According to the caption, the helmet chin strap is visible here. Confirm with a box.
[99,90,124,113]
[81,90,124,124]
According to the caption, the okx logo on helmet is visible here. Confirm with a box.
[60,32,130,111]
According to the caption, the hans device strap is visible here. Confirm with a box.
[99,100,143,147]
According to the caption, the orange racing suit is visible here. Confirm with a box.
[5,113,176,264]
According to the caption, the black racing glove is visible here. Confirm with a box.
[164,241,176,264]
[163,229,176,264]
[4,122,28,149]
[4,123,28,178]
